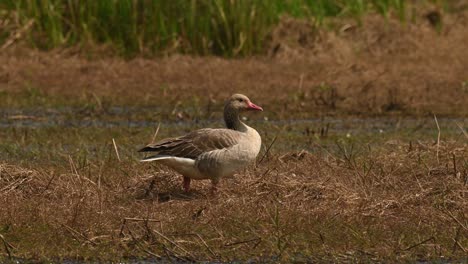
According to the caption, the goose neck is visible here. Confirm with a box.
[224,107,247,132]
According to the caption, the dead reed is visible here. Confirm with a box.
[0,0,421,57]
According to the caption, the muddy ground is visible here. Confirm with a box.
[1,10,468,118]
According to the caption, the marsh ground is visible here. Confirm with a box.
[0,10,467,263]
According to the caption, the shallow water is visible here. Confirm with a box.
[0,106,466,165]
[1,106,466,133]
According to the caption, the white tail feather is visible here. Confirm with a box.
[140,155,174,162]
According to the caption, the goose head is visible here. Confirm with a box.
[225,94,263,113]
[224,94,262,131]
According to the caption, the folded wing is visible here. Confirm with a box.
[138,128,241,159]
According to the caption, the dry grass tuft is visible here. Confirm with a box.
[0,163,40,197]
[0,139,466,262]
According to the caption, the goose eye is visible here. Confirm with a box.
[237,98,243,102]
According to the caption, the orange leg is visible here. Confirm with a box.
[183,176,191,192]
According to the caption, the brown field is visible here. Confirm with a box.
[0,138,467,262]
[0,9,468,263]
[1,11,468,117]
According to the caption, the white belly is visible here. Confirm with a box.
[160,157,207,180]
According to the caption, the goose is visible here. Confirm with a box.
[139,94,263,193]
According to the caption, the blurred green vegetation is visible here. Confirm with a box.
[0,0,444,57]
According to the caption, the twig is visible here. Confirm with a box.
[152,229,195,259]
[356,249,377,258]
[1,20,34,50]
[112,138,121,162]
[0,233,15,259]
[433,114,440,164]
[91,93,103,111]
[61,223,97,246]
[258,134,278,165]
[119,218,161,237]
[122,217,161,223]
[140,245,162,259]
[452,227,462,254]
[40,172,57,195]
[174,233,217,257]
[127,228,162,259]
[298,73,305,90]
[249,168,273,187]
[193,233,216,257]
[68,155,79,177]
[456,122,468,140]
[403,236,434,251]
[68,155,96,186]
[444,210,468,231]
[452,153,457,177]
[163,246,189,262]
[0,176,31,194]
[452,237,467,253]
[97,161,104,214]
[224,237,261,247]
[151,123,161,144]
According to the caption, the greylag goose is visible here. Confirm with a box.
[139,94,263,192]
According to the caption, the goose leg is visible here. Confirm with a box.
[183,176,191,192]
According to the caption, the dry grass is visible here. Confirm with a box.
[0,138,466,262]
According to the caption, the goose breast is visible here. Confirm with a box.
[196,126,261,179]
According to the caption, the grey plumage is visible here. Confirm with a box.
[139,128,240,159]
[139,94,263,192]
